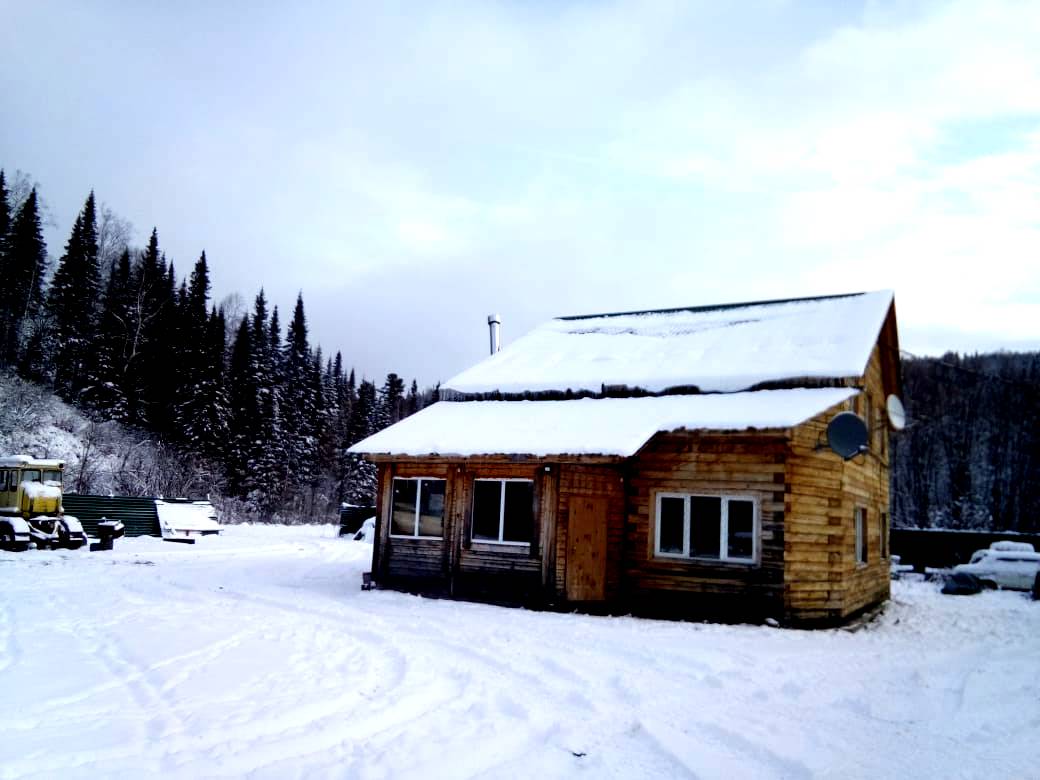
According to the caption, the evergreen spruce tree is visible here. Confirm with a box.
[140,256,178,435]
[268,305,283,387]
[309,347,336,513]
[1,188,47,367]
[281,294,317,501]
[82,249,133,418]
[123,229,164,425]
[238,290,286,513]
[329,352,352,503]
[317,351,340,483]
[343,379,379,504]
[226,316,257,495]
[0,172,9,370]
[204,306,232,455]
[405,379,422,417]
[378,372,406,427]
[0,171,10,281]
[174,253,230,457]
[47,192,101,398]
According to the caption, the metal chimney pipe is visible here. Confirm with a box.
[487,314,501,355]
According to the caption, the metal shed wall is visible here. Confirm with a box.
[62,494,161,537]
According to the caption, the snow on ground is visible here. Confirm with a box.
[1,526,1037,780]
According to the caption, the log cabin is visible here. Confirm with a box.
[349,291,902,625]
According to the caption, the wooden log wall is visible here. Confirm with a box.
[784,345,892,622]
[373,459,551,601]
[622,431,787,620]
[375,461,453,590]
[839,345,892,615]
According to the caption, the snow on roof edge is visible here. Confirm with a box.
[349,388,858,459]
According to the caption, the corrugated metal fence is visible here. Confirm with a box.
[62,494,161,538]
[891,528,1040,570]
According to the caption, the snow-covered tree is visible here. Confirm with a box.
[343,379,379,504]
[281,293,317,496]
[1,188,47,368]
[174,253,230,458]
[47,192,101,399]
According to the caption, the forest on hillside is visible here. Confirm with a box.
[1,169,1038,530]
[891,352,1040,533]
[0,170,434,519]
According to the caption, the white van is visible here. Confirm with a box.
[952,542,1040,590]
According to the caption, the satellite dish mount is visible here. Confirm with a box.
[816,411,870,460]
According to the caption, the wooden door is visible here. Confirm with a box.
[565,496,608,601]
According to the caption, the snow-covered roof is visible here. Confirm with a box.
[445,291,894,396]
[348,388,857,458]
[0,454,65,468]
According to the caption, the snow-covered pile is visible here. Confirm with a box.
[445,291,893,395]
[155,500,221,533]
[353,516,376,541]
[2,524,1037,779]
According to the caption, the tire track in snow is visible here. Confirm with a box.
[0,598,21,675]
[170,579,780,778]
[132,572,604,777]
[0,588,184,778]
[95,575,423,775]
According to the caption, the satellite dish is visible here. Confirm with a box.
[826,412,869,460]
[886,394,907,431]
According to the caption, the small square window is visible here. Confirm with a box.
[390,478,445,538]
[472,479,534,544]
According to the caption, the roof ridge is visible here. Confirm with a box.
[555,290,873,322]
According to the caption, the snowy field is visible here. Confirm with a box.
[2,526,1038,780]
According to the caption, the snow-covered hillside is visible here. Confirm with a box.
[0,373,92,471]
[0,373,193,499]
[1,526,1037,779]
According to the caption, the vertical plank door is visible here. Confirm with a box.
[565,496,608,601]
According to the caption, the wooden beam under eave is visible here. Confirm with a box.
[360,453,627,465]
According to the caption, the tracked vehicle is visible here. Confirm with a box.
[0,455,87,551]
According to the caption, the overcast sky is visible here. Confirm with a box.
[3,0,1039,386]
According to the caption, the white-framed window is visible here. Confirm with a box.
[654,493,758,564]
[390,477,446,539]
[855,507,867,564]
[472,478,534,545]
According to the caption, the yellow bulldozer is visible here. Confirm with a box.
[0,455,88,551]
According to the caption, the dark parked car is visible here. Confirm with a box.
[942,571,984,596]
